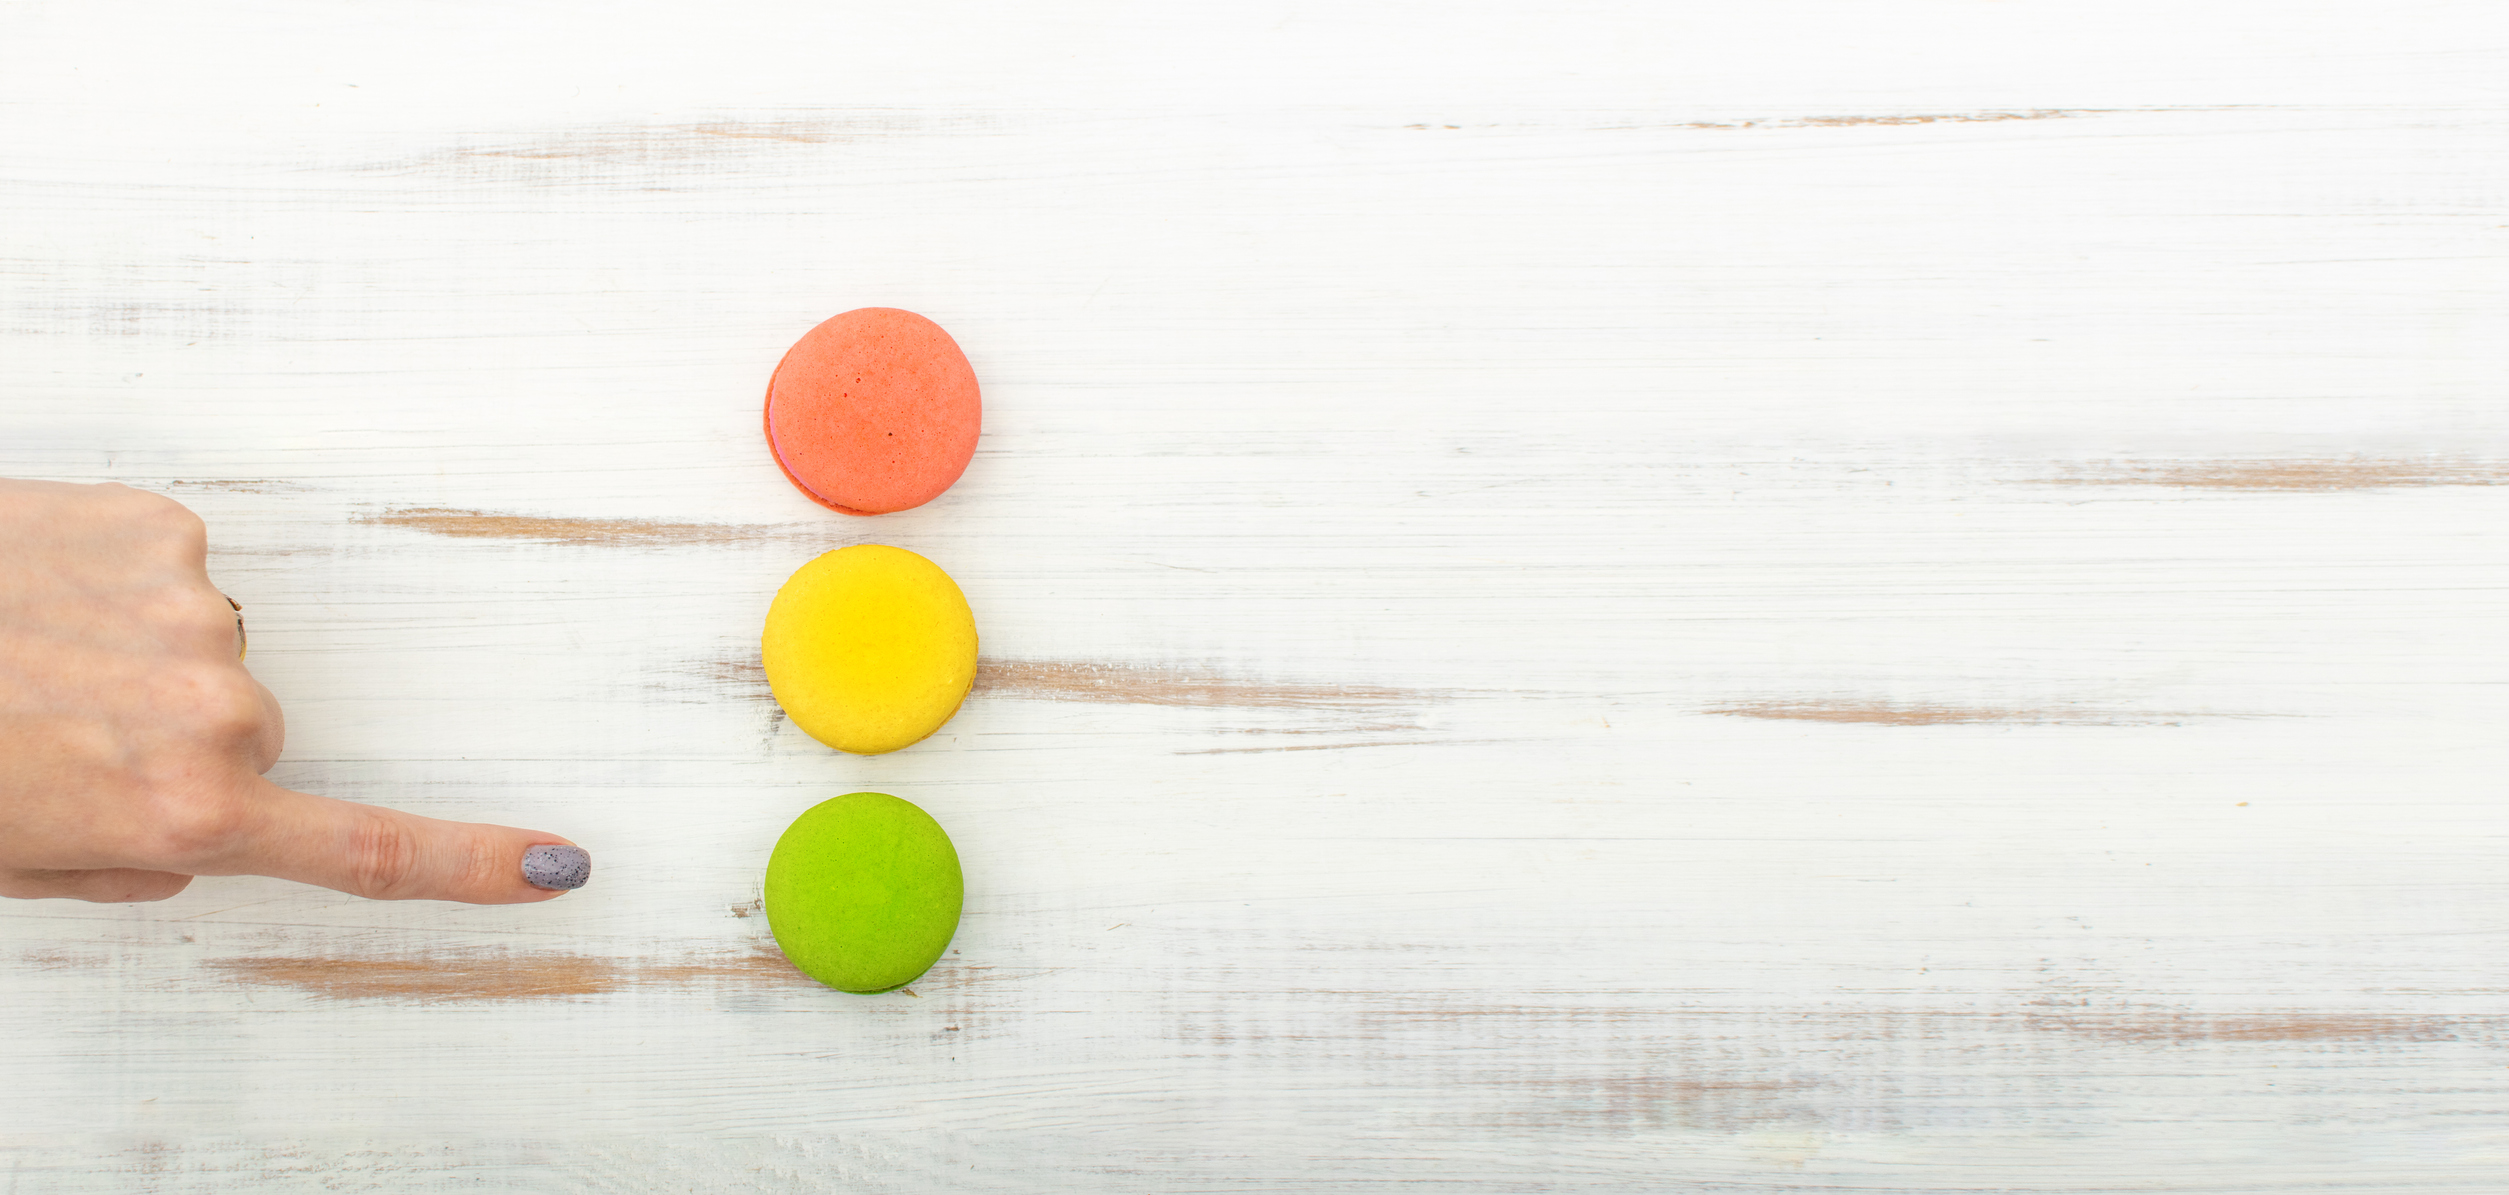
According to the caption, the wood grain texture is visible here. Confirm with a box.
[1699,699,2215,727]
[6,0,2509,1190]
[2031,459,2509,491]
[359,505,810,546]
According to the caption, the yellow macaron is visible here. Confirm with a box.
[762,544,977,755]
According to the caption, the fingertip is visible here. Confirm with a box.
[521,844,592,892]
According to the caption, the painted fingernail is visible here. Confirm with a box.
[522,845,591,891]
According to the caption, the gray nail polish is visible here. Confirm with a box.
[522,845,591,891]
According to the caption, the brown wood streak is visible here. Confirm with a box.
[204,946,810,1002]
[359,506,804,546]
[188,950,1025,1003]
[702,655,1452,746]
[695,656,1448,716]
[970,658,1438,710]
[1703,700,2200,726]
[2032,459,2509,491]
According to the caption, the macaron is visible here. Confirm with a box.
[765,792,964,994]
[765,307,981,516]
[762,544,978,755]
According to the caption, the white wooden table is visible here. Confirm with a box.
[7,3,2508,1189]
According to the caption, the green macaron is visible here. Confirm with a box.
[764,792,964,994]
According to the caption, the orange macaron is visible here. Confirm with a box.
[765,308,981,516]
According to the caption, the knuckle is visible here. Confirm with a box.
[151,663,266,739]
[129,585,223,642]
[345,814,423,900]
[456,836,506,895]
[134,496,207,558]
[198,675,267,742]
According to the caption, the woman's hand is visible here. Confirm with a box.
[0,479,585,903]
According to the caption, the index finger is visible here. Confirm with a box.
[210,778,590,903]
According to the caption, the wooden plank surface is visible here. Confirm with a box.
[5,2,2507,1189]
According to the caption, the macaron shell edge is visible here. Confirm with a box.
[762,385,881,516]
